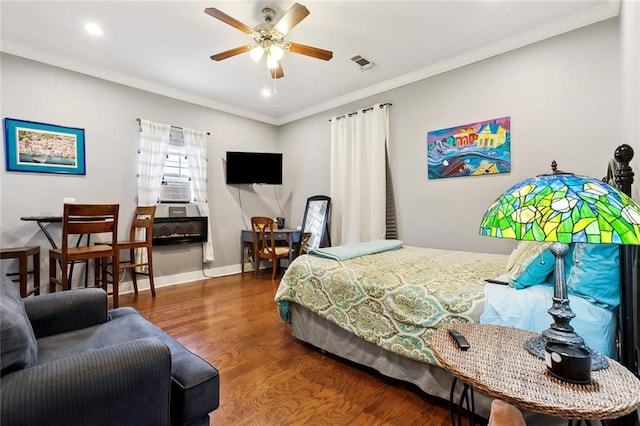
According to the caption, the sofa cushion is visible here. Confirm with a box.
[36,307,219,425]
[0,273,37,375]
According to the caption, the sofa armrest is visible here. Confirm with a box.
[23,288,108,338]
[1,337,172,426]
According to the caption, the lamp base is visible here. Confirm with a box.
[524,335,609,370]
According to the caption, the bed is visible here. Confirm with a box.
[274,145,639,423]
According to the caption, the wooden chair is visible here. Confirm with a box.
[251,216,290,280]
[49,204,119,305]
[98,205,157,298]
[120,205,156,297]
[298,232,312,256]
[0,246,41,297]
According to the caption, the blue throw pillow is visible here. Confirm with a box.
[508,242,555,289]
[0,273,37,375]
[481,283,617,357]
[562,243,620,310]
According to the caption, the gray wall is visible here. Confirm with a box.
[1,15,635,291]
[620,0,640,198]
[0,54,285,289]
[281,17,626,255]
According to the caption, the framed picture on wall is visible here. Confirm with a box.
[427,116,511,179]
[3,118,86,175]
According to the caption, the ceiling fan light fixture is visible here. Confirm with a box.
[206,3,333,80]
[269,44,284,60]
[266,54,278,69]
[249,45,264,62]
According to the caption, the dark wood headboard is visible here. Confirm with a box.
[613,143,639,378]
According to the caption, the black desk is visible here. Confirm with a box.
[240,228,301,273]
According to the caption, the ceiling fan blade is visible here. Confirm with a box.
[270,62,284,79]
[204,8,253,34]
[288,42,333,61]
[210,45,251,61]
[274,3,310,36]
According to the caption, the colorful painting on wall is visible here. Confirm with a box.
[4,118,86,175]
[427,116,511,179]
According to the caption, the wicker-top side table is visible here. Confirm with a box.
[431,323,640,421]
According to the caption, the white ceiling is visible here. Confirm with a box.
[0,1,619,125]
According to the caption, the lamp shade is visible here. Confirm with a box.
[249,45,264,62]
[479,172,640,244]
[269,44,284,60]
[266,54,278,69]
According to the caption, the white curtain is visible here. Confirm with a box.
[330,104,390,245]
[184,128,214,262]
[137,119,170,269]
[137,119,171,205]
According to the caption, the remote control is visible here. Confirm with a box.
[484,278,509,286]
[448,328,471,351]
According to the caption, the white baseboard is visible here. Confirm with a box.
[117,263,252,295]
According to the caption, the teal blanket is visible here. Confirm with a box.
[308,239,403,261]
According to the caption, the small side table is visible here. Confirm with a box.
[431,323,640,423]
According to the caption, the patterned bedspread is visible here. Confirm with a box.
[274,246,508,366]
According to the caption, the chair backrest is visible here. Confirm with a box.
[62,203,119,252]
[129,205,156,242]
[299,232,312,255]
[251,216,276,258]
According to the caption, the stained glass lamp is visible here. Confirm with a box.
[479,161,640,369]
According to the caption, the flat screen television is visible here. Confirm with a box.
[226,151,283,185]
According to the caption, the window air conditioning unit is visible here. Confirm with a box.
[160,181,192,203]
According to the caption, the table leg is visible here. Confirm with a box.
[241,236,245,274]
[448,377,479,426]
[18,254,27,298]
[450,377,456,426]
[458,383,475,426]
[49,257,57,293]
[83,234,91,287]
[33,250,40,295]
[288,236,294,265]
[36,221,57,249]
[66,233,91,288]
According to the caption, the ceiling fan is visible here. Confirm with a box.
[205,3,333,79]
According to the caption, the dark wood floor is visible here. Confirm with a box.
[120,272,453,426]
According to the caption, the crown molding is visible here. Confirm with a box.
[275,0,620,125]
[1,0,619,127]
[0,40,279,126]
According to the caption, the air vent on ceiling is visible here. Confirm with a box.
[350,54,374,71]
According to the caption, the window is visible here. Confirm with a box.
[159,128,193,203]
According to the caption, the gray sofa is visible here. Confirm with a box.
[0,273,219,426]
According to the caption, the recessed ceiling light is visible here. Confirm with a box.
[261,88,272,97]
[84,22,103,36]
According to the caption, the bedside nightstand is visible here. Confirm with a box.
[431,323,640,425]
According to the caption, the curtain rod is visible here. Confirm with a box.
[329,103,392,122]
[136,118,210,135]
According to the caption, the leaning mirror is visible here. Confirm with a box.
[300,195,331,251]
